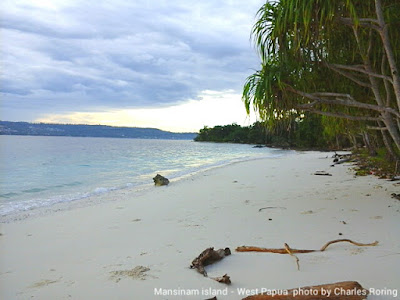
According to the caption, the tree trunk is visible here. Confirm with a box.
[381,113,400,151]
[361,48,400,151]
[349,133,358,149]
[362,131,377,156]
[379,121,398,161]
[375,0,400,111]
[336,135,340,149]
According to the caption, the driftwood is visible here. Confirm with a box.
[236,239,378,270]
[334,158,352,165]
[190,247,231,277]
[391,193,400,200]
[314,171,332,176]
[236,239,378,254]
[258,206,286,212]
[332,153,353,166]
[211,274,231,284]
[284,243,300,270]
[242,281,368,300]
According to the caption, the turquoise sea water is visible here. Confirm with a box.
[0,135,288,217]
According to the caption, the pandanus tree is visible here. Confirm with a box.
[243,0,400,156]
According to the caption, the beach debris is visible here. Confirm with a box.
[205,297,218,300]
[211,274,231,285]
[314,171,332,176]
[391,193,400,200]
[29,279,59,288]
[331,153,353,167]
[109,266,150,282]
[242,281,368,299]
[190,247,231,277]
[333,157,352,165]
[153,174,169,186]
[284,243,300,270]
[236,239,378,271]
[258,206,286,212]
[236,239,378,254]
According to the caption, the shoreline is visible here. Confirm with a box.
[1,151,399,299]
[0,150,291,224]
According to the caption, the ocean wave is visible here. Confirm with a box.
[1,137,291,218]
[0,185,126,217]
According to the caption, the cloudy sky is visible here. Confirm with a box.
[1,0,263,132]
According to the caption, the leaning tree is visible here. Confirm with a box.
[243,0,400,156]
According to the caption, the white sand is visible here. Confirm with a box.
[1,151,399,299]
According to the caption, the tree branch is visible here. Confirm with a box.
[339,17,380,31]
[298,107,382,122]
[311,92,353,98]
[329,63,393,84]
[327,63,372,88]
[367,125,388,130]
[286,86,400,118]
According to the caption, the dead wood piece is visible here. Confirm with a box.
[190,247,231,277]
[335,158,351,164]
[205,297,217,300]
[391,193,400,200]
[236,246,315,254]
[284,243,300,271]
[314,171,332,176]
[258,206,286,212]
[236,239,378,254]
[319,239,378,251]
[211,274,231,285]
[237,239,378,272]
[243,281,368,299]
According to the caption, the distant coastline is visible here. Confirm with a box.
[0,121,197,140]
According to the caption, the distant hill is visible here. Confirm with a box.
[0,121,197,140]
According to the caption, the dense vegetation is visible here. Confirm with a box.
[242,0,400,161]
[0,121,196,140]
[195,116,343,149]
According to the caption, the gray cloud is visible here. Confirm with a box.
[0,0,263,121]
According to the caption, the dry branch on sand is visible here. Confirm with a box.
[242,281,368,299]
[236,239,378,270]
[236,239,378,253]
[284,243,300,270]
[314,171,332,176]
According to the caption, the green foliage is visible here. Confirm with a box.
[243,0,400,156]
[295,113,325,148]
[194,123,262,144]
[195,116,340,149]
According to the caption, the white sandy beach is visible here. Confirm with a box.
[1,151,399,299]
